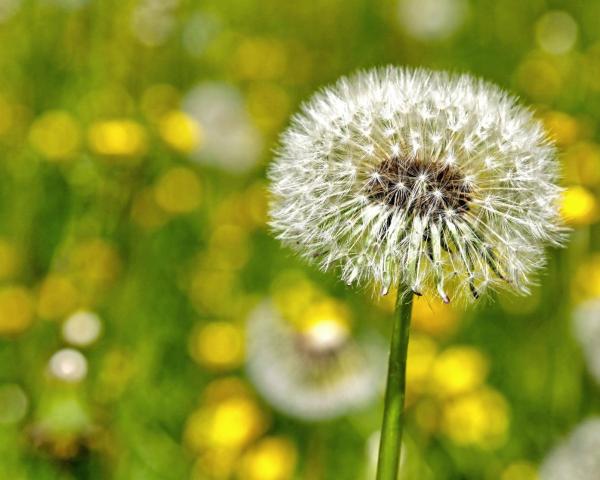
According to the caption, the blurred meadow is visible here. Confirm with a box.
[0,0,599,479]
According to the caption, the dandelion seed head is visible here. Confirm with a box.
[269,67,565,302]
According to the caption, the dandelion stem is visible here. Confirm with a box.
[376,287,413,480]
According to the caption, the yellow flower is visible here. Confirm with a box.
[406,334,438,400]
[0,239,21,280]
[430,346,489,397]
[37,274,79,320]
[208,224,250,270]
[184,379,269,453]
[154,166,202,214]
[0,286,34,335]
[271,271,322,323]
[69,239,121,293]
[88,119,147,158]
[130,187,168,230]
[29,111,80,161]
[563,142,600,187]
[140,84,180,123]
[158,110,202,153]
[412,296,460,336]
[441,387,509,449]
[542,111,579,147]
[560,185,598,226]
[189,321,245,371]
[573,254,600,300]
[501,461,539,480]
[239,437,298,480]
[233,37,287,81]
[246,82,290,132]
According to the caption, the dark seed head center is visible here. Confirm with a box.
[366,156,473,217]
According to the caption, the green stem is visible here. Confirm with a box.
[376,287,414,480]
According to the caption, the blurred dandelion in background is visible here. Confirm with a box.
[183,83,263,173]
[246,299,384,421]
[573,299,600,385]
[396,0,468,41]
[540,418,600,480]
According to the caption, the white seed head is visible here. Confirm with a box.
[269,67,565,303]
[245,301,384,421]
[540,418,600,480]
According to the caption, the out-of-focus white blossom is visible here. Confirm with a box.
[540,418,600,480]
[62,310,102,347]
[48,349,87,383]
[573,298,600,385]
[397,0,468,41]
[535,11,578,55]
[269,67,564,303]
[183,83,263,173]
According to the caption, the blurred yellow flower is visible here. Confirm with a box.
[563,142,600,187]
[69,239,121,293]
[189,321,245,371]
[239,437,298,480]
[430,346,489,397]
[209,224,250,270]
[158,110,202,153]
[515,55,563,102]
[88,119,147,157]
[29,111,80,161]
[130,187,168,230]
[0,286,34,335]
[406,334,438,399]
[271,272,323,322]
[189,269,238,315]
[141,84,180,123]
[441,387,509,449]
[412,296,460,336]
[154,166,202,214]
[213,183,269,231]
[96,349,137,402]
[573,255,600,299]
[501,461,539,480]
[193,448,238,480]
[185,389,269,453]
[234,37,287,81]
[542,111,579,147]
[299,298,350,332]
[0,94,14,136]
[246,82,290,132]
[560,185,598,225]
[37,274,79,320]
[0,238,21,280]
[414,398,440,434]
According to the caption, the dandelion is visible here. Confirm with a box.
[540,418,600,480]
[246,301,384,421]
[270,67,563,303]
[268,67,565,480]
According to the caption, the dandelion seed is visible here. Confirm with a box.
[269,67,564,303]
